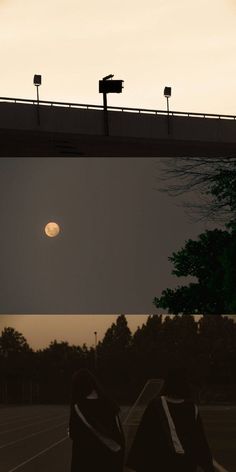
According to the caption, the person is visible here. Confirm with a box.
[69,368,125,472]
[126,368,215,472]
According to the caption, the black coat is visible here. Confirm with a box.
[126,397,215,472]
[69,399,125,472]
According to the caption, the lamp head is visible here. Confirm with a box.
[164,86,171,98]
[34,75,42,86]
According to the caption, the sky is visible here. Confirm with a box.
[0,158,215,314]
[0,314,151,349]
[0,0,236,115]
[0,314,235,349]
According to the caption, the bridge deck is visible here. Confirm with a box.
[0,98,236,156]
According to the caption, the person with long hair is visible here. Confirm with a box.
[126,368,214,472]
[69,369,125,472]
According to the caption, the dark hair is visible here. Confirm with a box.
[71,369,119,413]
[162,367,192,400]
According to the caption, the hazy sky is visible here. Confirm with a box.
[1,0,236,114]
[0,314,234,349]
[0,314,150,349]
[0,158,214,314]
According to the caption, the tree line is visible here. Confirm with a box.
[0,315,235,405]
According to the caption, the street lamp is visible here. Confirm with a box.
[94,331,98,369]
[164,86,172,134]
[34,74,42,102]
[33,75,42,125]
[164,86,171,113]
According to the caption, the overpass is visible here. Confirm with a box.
[0,97,236,156]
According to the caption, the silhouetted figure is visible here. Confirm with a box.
[126,368,214,472]
[69,369,125,472]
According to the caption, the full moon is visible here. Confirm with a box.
[44,222,60,238]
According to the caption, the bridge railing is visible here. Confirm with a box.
[0,96,236,120]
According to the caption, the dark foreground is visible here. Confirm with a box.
[0,405,234,472]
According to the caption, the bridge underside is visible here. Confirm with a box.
[1,129,236,157]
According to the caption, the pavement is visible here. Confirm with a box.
[0,405,70,472]
[0,404,233,472]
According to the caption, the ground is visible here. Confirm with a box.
[0,405,234,472]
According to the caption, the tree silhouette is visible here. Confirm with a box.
[197,315,236,387]
[157,157,236,224]
[153,229,235,314]
[98,314,131,362]
[97,315,132,397]
[0,327,31,357]
[36,340,91,403]
[0,327,33,403]
[153,158,236,314]
[131,315,163,381]
[0,316,235,404]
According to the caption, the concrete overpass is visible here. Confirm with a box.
[0,97,236,156]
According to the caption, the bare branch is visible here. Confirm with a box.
[155,157,236,224]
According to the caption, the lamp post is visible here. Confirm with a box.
[34,74,42,125]
[164,86,171,135]
[94,331,98,370]
[99,75,124,136]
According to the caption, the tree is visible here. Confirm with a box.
[153,229,235,314]
[97,315,132,394]
[99,315,131,355]
[37,340,91,402]
[197,315,236,385]
[0,327,33,403]
[157,157,236,224]
[153,158,236,314]
[221,232,236,311]
[131,315,163,383]
[0,327,31,357]
[160,315,199,374]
